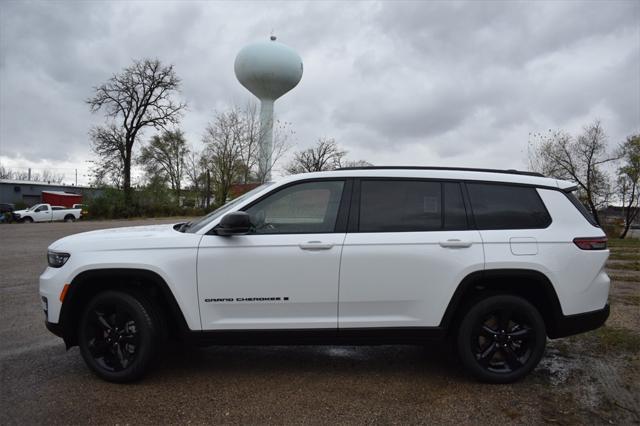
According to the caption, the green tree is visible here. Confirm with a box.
[616,134,640,238]
[139,130,189,200]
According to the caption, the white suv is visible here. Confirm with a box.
[40,167,610,383]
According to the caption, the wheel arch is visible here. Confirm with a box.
[439,269,565,338]
[59,268,190,348]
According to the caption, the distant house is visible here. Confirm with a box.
[600,205,640,227]
[229,182,261,199]
[0,179,101,207]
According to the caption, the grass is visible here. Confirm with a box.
[607,261,640,272]
[625,295,640,306]
[608,238,640,248]
[608,274,639,283]
[592,326,640,353]
[608,252,640,261]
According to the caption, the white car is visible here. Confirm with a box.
[40,167,610,383]
[15,203,82,223]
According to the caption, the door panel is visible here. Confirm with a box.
[197,233,345,329]
[197,179,348,330]
[338,179,484,329]
[338,230,484,328]
[34,206,50,222]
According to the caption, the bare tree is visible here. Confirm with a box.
[0,166,65,183]
[89,124,126,188]
[87,58,186,202]
[285,138,348,174]
[616,134,640,238]
[184,148,207,207]
[528,121,617,226]
[234,103,292,183]
[202,110,245,205]
[139,130,189,199]
[201,105,292,204]
[342,159,374,168]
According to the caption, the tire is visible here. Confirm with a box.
[456,295,546,383]
[78,290,160,383]
[64,215,76,222]
[22,217,33,223]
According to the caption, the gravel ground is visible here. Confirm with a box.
[0,220,638,425]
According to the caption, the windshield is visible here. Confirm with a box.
[183,182,275,233]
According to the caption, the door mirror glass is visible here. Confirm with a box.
[215,211,252,236]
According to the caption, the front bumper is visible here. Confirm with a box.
[548,303,610,339]
[45,320,64,338]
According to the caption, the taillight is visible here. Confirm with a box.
[573,237,608,250]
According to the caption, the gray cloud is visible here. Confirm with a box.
[0,0,638,183]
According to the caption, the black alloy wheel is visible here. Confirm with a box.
[457,295,546,383]
[79,291,159,382]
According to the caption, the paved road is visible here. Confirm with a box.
[0,219,632,424]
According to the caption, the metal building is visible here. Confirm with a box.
[0,179,101,206]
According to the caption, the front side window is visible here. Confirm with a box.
[467,183,551,230]
[36,205,48,212]
[245,180,345,234]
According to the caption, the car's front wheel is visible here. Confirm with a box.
[457,295,546,383]
[78,291,160,382]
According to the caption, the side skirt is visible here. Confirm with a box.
[185,327,447,346]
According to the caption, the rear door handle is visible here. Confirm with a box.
[439,239,473,248]
[299,241,334,250]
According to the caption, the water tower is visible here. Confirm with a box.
[234,36,303,181]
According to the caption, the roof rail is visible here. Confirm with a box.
[335,166,545,177]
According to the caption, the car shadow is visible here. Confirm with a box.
[154,342,466,381]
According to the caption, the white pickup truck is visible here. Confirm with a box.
[14,203,82,223]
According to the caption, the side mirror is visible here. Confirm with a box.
[214,211,251,236]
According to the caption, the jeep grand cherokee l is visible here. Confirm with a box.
[40,167,610,383]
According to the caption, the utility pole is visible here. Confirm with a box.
[75,169,78,186]
[206,170,211,208]
[28,168,31,181]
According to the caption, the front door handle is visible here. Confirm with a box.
[439,239,473,248]
[299,241,334,250]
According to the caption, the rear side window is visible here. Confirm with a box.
[467,183,551,230]
[358,180,468,232]
[565,191,599,227]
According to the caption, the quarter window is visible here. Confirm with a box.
[244,181,344,234]
[467,183,551,230]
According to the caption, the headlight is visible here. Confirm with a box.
[47,251,70,268]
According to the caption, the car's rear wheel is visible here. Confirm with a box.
[78,291,160,383]
[457,295,546,383]
[64,215,75,222]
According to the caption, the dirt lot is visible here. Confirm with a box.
[1,220,638,425]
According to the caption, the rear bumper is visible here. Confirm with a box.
[549,303,610,339]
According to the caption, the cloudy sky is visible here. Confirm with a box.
[1,0,638,185]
